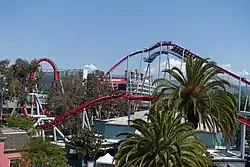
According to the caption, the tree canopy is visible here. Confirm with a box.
[153,56,237,141]
[20,137,67,167]
[115,108,212,167]
[70,128,105,161]
[46,69,128,134]
[0,58,40,112]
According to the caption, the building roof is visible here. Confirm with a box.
[208,149,246,166]
[101,110,219,133]
[102,110,148,125]
[0,127,29,151]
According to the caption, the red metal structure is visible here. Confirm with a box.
[31,41,250,129]
[40,94,156,129]
[105,41,250,85]
[29,58,60,89]
[105,41,250,126]
[28,58,60,116]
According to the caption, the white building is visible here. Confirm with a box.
[126,69,155,95]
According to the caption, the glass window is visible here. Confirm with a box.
[10,158,20,167]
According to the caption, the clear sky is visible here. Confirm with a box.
[0,0,250,76]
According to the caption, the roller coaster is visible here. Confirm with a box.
[8,40,250,158]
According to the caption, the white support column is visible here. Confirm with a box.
[31,93,34,116]
[141,64,149,94]
[126,54,129,93]
[54,126,69,142]
[149,63,151,95]
[60,80,65,94]
[42,129,45,140]
[85,110,90,129]
[126,54,132,125]
[10,105,17,116]
[180,48,185,70]
[239,77,246,158]
[136,51,144,94]
[164,45,171,80]
[109,73,114,90]
[82,111,85,129]
[158,42,162,79]
[35,98,40,116]
[53,126,57,142]
[82,109,91,129]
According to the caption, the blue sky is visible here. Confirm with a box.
[0,0,250,76]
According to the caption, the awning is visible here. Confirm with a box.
[96,153,115,164]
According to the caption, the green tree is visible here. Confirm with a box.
[86,70,127,119]
[47,70,129,134]
[46,75,87,134]
[70,128,105,161]
[115,108,211,167]
[6,116,66,167]
[2,58,40,115]
[153,56,237,140]
[0,59,11,118]
[6,116,38,136]
[20,137,67,167]
[0,58,40,118]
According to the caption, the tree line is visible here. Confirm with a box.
[0,58,136,134]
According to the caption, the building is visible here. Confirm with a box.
[109,75,127,90]
[0,127,29,167]
[42,68,91,85]
[109,69,155,95]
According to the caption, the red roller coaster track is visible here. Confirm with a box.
[31,41,250,129]
[29,58,60,89]
[26,58,60,116]
[105,41,250,85]
[105,41,250,126]
[40,94,156,129]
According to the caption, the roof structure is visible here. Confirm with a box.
[0,127,29,151]
[208,149,246,167]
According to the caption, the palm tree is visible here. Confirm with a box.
[153,56,237,140]
[115,108,211,167]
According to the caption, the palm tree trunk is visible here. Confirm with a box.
[187,111,199,129]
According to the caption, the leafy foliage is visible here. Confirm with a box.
[20,137,67,167]
[0,59,11,103]
[6,116,38,136]
[115,108,212,167]
[70,128,105,160]
[0,58,40,109]
[46,75,87,134]
[47,75,87,116]
[153,56,237,141]
[46,70,128,134]
[85,70,127,119]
